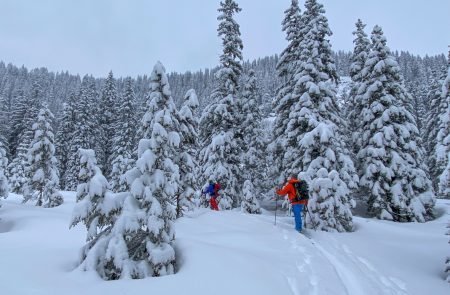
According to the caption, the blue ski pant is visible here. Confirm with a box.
[292,204,304,232]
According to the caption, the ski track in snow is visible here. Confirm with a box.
[266,216,409,295]
[312,238,407,295]
[282,228,320,295]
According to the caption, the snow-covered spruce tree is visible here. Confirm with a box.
[23,105,63,207]
[110,77,137,193]
[176,89,199,217]
[347,19,371,155]
[0,96,10,159]
[55,93,76,190]
[8,85,40,159]
[99,71,118,176]
[270,0,303,184]
[241,180,261,214]
[8,85,42,194]
[407,72,428,135]
[277,0,302,81]
[437,65,450,198]
[7,146,27,194]
[65,76,98,190]
[241,70,266,193]
[8,88,28,158]
[0,139,8,200]
[77,76,101,166]
[284,0,358,232]
[70,149,124,280]
[121,62,180,278]
[199,0,243,209]
[424,67,448,188]
[357,26,435,221]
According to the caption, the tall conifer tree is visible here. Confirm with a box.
[199,0,243,209]
[286,0,357,232]
[176,89,199,217]
[271,0,303,183]
[99,71,118,175]
[424,68,448,189]
[357,26,435,221]
[110,77,137,192]
[55,93,76,189]
[241,70,265,193]
[122,62,180,277]
[65,76,98,190]
[8,83,41,194]
[348,19,371,155]
[437,62,450,198]
[23,105,63,207]
[0,95,10,159]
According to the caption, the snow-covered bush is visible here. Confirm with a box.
[241,180,261,214]
[7,143,28,194]
[23,105,63,207]
[71,149,115,237]
[70,149,125,280]
[307,168,355,232]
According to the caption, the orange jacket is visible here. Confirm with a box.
[276,178,308,205]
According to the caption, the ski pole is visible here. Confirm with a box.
[274,194,278,226]
[305,205,317,231]
[302,206,307,229]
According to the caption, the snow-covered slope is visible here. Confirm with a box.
[0,193,449,295]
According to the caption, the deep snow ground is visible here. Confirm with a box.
[0,193,449,295]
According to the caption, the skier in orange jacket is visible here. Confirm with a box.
[276,175,307,232]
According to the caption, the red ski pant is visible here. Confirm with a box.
[210,197,219,211]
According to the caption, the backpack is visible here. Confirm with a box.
[214,183,221,195]
[207,184,216,197]
[293,180,309,202]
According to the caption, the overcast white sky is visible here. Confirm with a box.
[0,0,448,77]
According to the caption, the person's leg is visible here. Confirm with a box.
[298,204,304,230]
[292,204,303,232]
[210,197,219,211]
